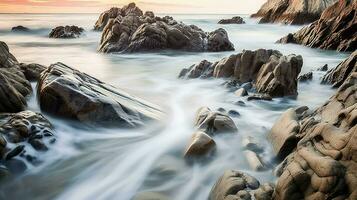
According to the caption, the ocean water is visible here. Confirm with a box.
[0,13,350,200]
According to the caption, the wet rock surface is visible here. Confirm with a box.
[184,131,216,158]
[96,3,234,53]
[19,63,46,82]
[251,0,337,25]
[272,72,357,199]
[11,26,30,32]
[0,111,55,178]
[322,50,356,87]
[37,62,162,127]
[218,16,245,24]
[180,49,303,98]
[277,0,357,52]
[49,25,84,38]
[298,71,313,82]
[0,41,32,113]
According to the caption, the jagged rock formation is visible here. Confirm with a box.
[322,50,357,87]
[96,3,234,53]
[277,0,357,52]
[272,72,357,199]
[218,16,245,24]
[0,41,32,113]
[251,0,337,25]
[179,49,303,97]
[37,62,162,127]
[49,25,84,38]
[0,111,55,179]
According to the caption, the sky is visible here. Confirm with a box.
[0,0,266,14]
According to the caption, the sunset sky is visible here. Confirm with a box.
[0,0,266,14]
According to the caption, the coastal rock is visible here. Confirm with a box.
[277,0,357,51]
[298,72,313,82]
[11,26,30,32]
[19,63,46,82]
[322,51,356,87]
[195,107,237,135]
[184,131,216,158]
[49,25,84,38]
[254,183,275,200]
[209,170,260,200]
[317,64,328,71]
[0,111,55,174]
[251,0,337,25]
[235,88,248,97]
[218,16,245,24]
[179,49,302,98]
[268,108,301,159]
[0,41,32,113]
[273,72,357,199]
[244,150,266,171]
[247,94,273,101]
[37,62,162,127]
[97,3,234,53]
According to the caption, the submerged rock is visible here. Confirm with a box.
[179,49,303,98]
[96,3,234,53]
[317,64,328,72]
[209,170,260,200]
[11,26,30,32]
[0,111,55,174]
[322,50,356,87]
[49,25,84,38]
[272,72,357,199]
[218,16,245,24]
[0,41,32,113]
[251,0,337,25]
[37,62,162,127]
[277,0,357,52]
[298,71,313,82]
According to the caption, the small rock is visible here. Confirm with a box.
[228,110,240,117]
[218,108,226,113]
[29,139,48,151]
[244,150,266,171]
[218,16,245,24]
[5,145,25,160]
[254,183,275,200]
[235,88,248,97]
[317,64,328,71]
[247,94,272,101]
[184,131,216,159]
[298,72,313,82]
[236,190,251,200]
[241,82,253,91]
[49,25,84,38]
[235,101,246,106]
[11,26,30,32]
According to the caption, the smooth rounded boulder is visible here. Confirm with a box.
[37,62,162,127]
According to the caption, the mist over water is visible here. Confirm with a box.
[0,13,349,200]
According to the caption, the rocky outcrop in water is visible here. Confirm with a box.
[251,0,337,25]
[298,71,313,82]
[277,0,357,52]
[271,72,357,199]
[218,16,245,24]
[209,170,272,200]
[184,131,216,159]
[37,62,162,127]
[96,3,234,53]
[11,26,30,32]
[49,25,84,39]
[0,41,32,113]
[0,111,55,179]
[322,50,357,87]
[19,63,46,82]
[179,49,303,97]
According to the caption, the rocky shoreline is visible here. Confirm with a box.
[0,1,356,199]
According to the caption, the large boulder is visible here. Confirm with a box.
[179,49,303,97]
[0,111,55,177]
[209,170,260,200]
[251,0,337,25]
[19,63,46,82]
[49,25,84,39]
[184,131,216,158]
[277,0,357,52]
[322,51,357,87]
[96,3,234,53]
[272,72,357,200]
[0,41,32,113]
[37,62,162,127]
[218,16,245,24]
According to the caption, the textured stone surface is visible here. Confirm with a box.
[218,16,245,24]
[37,62,162,127]
[273,72,357,200]
[251,0,337,25]
[19,63,46,82]
[179,49,303,97]
[97,3,234,53]
[0,41,32,113]
[184,131,216,158]
[49,25,84,38]
[277,0,357,52]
